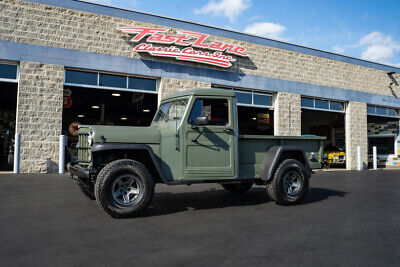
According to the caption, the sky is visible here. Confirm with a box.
[90,0,400,67]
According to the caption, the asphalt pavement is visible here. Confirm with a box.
[0,170,399,266]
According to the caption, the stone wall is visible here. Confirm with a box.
[0,0,398,98]
[16,62,64,173]
[159,77,211,99]
[345,101,368,170]
[273,92,301,136]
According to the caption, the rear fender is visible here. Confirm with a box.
[261,146,312,181]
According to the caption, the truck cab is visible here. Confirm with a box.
[153,89,238,181]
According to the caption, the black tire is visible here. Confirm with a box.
[79,182,96,200]
[266,159,309,205]
[94,159,154,218]
[222,180,253,194]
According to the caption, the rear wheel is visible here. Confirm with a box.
[222,180,253,194]
[94,159,154,218]
[266,159,309,205]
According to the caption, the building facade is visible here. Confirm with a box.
[0,0,399,173]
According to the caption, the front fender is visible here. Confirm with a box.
[91,143,167,183]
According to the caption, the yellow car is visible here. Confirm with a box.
[323,147,346,167]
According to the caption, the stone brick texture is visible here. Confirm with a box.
[0,0,399,98]
[160,78,211,99]
[16,62,64,173]
[274,93,301,136]
[345,102,368,170]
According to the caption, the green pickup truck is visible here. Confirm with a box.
[69,89,324,218]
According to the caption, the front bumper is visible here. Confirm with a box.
[67,163,90,178]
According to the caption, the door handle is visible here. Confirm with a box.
[224,128,234,133]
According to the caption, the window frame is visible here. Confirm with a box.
[0,61,19,83]
[367,105,399,118]
[211,85,272,108]
[301,97,345,113]
[64,68,158,94]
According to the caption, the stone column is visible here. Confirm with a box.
[159,77,211,100]
[273,92,301,136]
[16,62,64,173]
[345,101,368,170]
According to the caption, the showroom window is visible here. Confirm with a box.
[63,69,158,163]
[0,62,18,171]
[367,105,399,118]
[212,85,274,135]
[64,69,157,93]
[0,62,18,81]
[301,97,345,113]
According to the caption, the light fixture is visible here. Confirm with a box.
[112,93,121,96]
[121,117,128,120]
[143,109,150,112]
[78,114,84,118]
[92,105,100,109]
[252,117,257,120]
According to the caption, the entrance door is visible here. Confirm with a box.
[184,97,235,179]
[0,82,17,171]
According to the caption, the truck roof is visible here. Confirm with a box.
[162,88,236,101]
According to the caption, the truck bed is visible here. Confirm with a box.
[238,135,325,179]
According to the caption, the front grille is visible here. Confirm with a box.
[77,132,91,164]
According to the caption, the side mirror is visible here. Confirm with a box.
[196,116,209,126]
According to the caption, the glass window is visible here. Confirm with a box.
[166,99,188,122]
[301,97,314,108]
[387,108,397,117]
[235,91,252,105]
[376,107,387,116]
[99,73,126,88]
[367,105,376,115]
[154,101,172,122]
[253,94,271,106]
[315,99,329,109]
[188,98,229,126]
[0,64,17,80]
[65,70,98,86]
[330,101,343,111]
[128,77,156,91]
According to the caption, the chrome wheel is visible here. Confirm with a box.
[111,174,143,206]
[283,171,302,196]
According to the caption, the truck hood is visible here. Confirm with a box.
[86,125,160,144]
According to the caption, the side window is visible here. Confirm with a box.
[188,98,229,126]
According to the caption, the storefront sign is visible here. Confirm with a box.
[117,27,248,68]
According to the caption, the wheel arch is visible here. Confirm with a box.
[261,146,312,181]
[92,143,166,183]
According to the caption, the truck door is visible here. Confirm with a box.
[184,97,236,179]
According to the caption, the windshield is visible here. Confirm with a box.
[153,98,188,123]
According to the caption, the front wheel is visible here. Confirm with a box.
[266,159,309,205]
[94,159,154,218]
